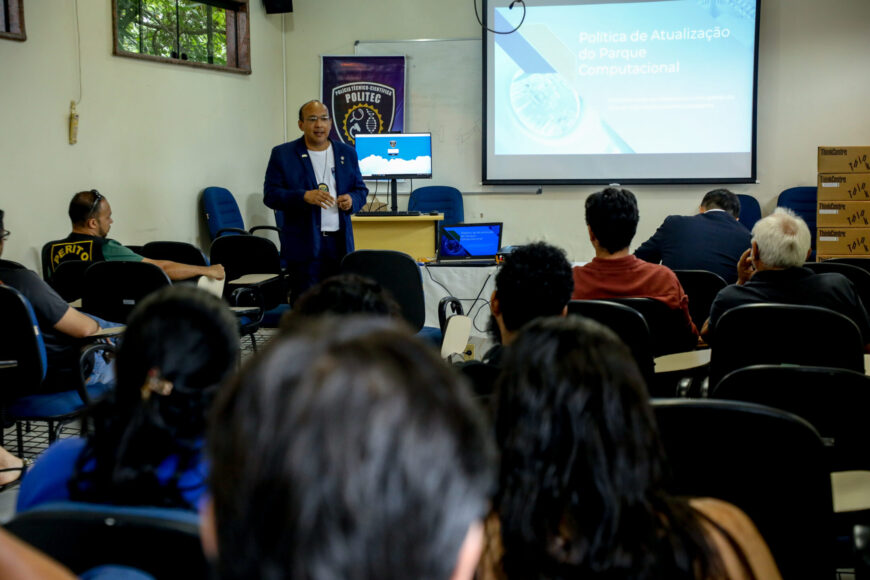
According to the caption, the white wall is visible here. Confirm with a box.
[0,0,285,271]
[282,0,870,261]
[2,0,869,271]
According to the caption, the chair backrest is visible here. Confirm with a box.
[673,270,728,329]
[711,364,870,472]
[408,186,464,225]
[202,186,245,240]
[209,235,281,282]
[81,261,171,323]
[567,300,655,388]
[6,501,208,578]
[825,257,870,277]
[605,297,698,356]
[49,260,91,302]
[340,250,426,331]
[709,303,865,386]
[778,187,818,254]
[736,193,762,231]
[0,285,47,401]
[804,261,870,309]
[652,399,834,580]
[140,241,208,266]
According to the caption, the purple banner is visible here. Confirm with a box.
[321,56,405,146]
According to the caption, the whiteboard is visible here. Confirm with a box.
[355,39,482,195]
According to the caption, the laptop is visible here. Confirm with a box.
[435,222,503,265]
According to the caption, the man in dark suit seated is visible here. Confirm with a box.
[47,190,224,282]
[572,187,698,345]
[702,207,870,350]
[634,189,751,284]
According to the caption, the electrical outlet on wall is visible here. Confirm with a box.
[479,213,483,218]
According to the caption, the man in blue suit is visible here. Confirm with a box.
[634,189,751,284]
[264,100,368,303]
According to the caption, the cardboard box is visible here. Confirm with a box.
[817,173,870,201]
[817,227,870,256]
[817,201,870,227]
[818,146,870,173]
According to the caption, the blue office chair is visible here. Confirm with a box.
[736,193,761,231]
[0,285,116,456]
[778,186,818,257]
[408,186,464,225]
[201,186,282,240]
[7,501,207,578]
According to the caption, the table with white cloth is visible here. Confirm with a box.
[420,263,498,347]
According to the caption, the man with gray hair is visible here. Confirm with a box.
[702,207,870,347]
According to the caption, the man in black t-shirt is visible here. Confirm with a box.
[0,209,116,393]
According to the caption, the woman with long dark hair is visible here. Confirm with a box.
[480,316,780,580]
[18,285,239,511]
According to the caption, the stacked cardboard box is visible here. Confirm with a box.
[815,146,870,260]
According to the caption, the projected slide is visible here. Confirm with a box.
[356,133,433,178]
[484,0,759,183]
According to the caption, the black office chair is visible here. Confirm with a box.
[46,260,90,303]
[209,234,287,313]
[804,261,870,308]
[653,399,834,580]
[605,297,698,356]
[0,285,116,455]
[81,261,171,323]
[6,502,208,578]
[673,270,728,330]
[711,365,870,472]
[140,241,208,267]
[341,250,426,331]
[708,303,864,387]
[823,257,870,276]
[567,299,655,390]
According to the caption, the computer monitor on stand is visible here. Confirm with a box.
[355,133,432,213]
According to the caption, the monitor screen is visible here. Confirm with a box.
[355,133,433,179]
[439,223,503,258]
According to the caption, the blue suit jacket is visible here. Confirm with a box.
[634,211,751,284]
[263,137,368,264]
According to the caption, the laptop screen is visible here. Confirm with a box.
[439,223,503,259]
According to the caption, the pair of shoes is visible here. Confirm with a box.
[0,457,33,493]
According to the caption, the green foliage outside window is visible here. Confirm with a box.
[117,0,229,66]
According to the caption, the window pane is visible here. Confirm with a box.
[117,0,179,59]
[178,0,228,65]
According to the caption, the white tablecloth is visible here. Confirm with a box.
[420,264,498,339]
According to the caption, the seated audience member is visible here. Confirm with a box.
[203,316,495,580]
[572,187,698,341]
[481,316,781,580]
[486,242,574,364]
[635,189,751,284]
[18,285,239,512]
[47,190,225,281]
[0,209,116,393]
[703,207,870,347]
[279,273,401,328]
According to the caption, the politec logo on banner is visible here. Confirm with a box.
[322,56,405,146]
[331,82,396,145]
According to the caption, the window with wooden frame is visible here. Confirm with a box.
[0,0,26,41]
[112,0,250,74]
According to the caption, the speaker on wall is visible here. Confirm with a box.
[264,0,293,13]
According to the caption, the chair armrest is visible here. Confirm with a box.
[215,227,250,238]
[77,342,118,404]
[230,287,265,327]
[0,360,18,369]
[249,225,281,235]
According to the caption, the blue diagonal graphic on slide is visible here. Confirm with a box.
[493,11,555,74]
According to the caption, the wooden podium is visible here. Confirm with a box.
[351,214,443,260]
